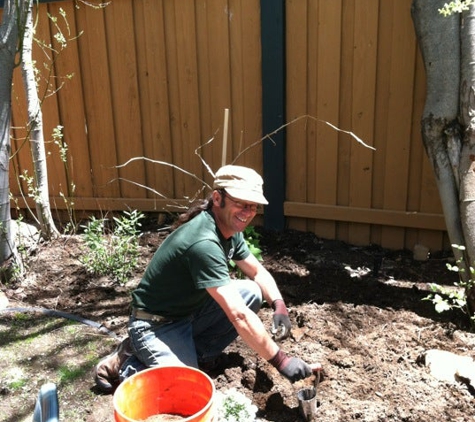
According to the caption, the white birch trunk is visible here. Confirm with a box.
[21,0,59,239]
[0,0,21,264]
[459,5,475,311]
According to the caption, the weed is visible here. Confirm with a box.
[216,388,257,422]
[5,367,28,391]
[424,244,475,329]
[243,226,263,262]
[53,124,78,233]
[58,365,86,383]
[229,226,263,278]
[12,312,31,322]
[439,0,475,16]
[79,210,144,284]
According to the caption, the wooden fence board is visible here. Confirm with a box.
[334,0,356,243]
[306,0,318,214]
[347,0,378,246]
[195,0,232,170]
[229,0,262,172]
[165,1,205,198]
[285,202,445,231]
[379,0,416,249]
[132,0,174,200]
[75,4,120,199]
[47,1,93,201]
[104,0,146,199]
[370,0,391,247]
[312,0,342,239]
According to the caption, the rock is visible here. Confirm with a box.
[413,244,430,261]
[0,291,8,309]
[12,221,40,251]
[291,326,307,342]
[419,349,475,387]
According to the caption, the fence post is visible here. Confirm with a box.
[260,0,286,230]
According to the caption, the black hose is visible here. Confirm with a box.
[0,306,119,339]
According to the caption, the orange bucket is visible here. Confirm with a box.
[113,366,215,422]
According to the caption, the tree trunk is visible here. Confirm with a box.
[21,0,59,240]
[0,0,22,264]
[411,0,468,274]
[459,5,475,312]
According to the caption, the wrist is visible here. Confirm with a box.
[272,299,288,315]
[268,349,289,371]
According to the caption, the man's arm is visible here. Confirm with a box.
[207,283,279,360]
[234,252,282,305]
[206,283,315,382]
[235,253,292,340]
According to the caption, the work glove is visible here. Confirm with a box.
[268,349,312,382]
[271,299,292,341]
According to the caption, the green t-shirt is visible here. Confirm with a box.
[131,210,250,319]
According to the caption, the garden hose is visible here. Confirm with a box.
[0,306,119,339]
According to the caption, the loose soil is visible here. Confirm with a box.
[1,218,474,421]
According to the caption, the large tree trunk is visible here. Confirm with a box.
[0,0,22,264]
[412,0,475,313]
[459,5,475,312]
[21,0,59,240]
[411,1,467,267]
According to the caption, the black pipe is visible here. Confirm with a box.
[0,306,119,339]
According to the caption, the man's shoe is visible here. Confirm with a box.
[94,337,133,393]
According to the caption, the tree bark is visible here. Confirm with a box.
[459,5,475,312]
[21,0,59,240]
[0,0,22,264]
[411,0,467,274]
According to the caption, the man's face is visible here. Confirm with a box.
[212,190,258,238]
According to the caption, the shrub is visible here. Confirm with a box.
[79,210,144,284]
[424,244,475,329]
[229,226,263,278]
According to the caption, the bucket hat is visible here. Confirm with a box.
[213,165,268,205]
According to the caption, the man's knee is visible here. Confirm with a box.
[237,280,263,313]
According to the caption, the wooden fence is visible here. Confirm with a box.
[4,0,448,251]
[284,0,446,251]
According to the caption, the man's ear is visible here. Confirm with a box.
[211,190,221,206]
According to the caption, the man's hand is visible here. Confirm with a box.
[268,349,312,382]
[271,299,292,340]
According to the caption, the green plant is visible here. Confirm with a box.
[79,210,144,284]
[243,226,263,262]
[58,364,86,383]
[216,388,257,422]
[229,226,263,278]
[439,0,475,16]
[52,124,78,233]
[423,244,475,328]
[5,367,27,391]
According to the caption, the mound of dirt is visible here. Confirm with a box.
[1,220,474,421]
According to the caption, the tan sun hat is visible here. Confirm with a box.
[213,165,268,205]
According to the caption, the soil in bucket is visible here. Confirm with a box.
[113,366,215,422]
[142,415,186,421]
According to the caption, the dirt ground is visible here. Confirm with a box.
[1,217,474,421]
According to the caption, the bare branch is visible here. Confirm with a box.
[113,114,374,203]
[114,157,212,190]
[106,177,206,210]
[234,114,375,162]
